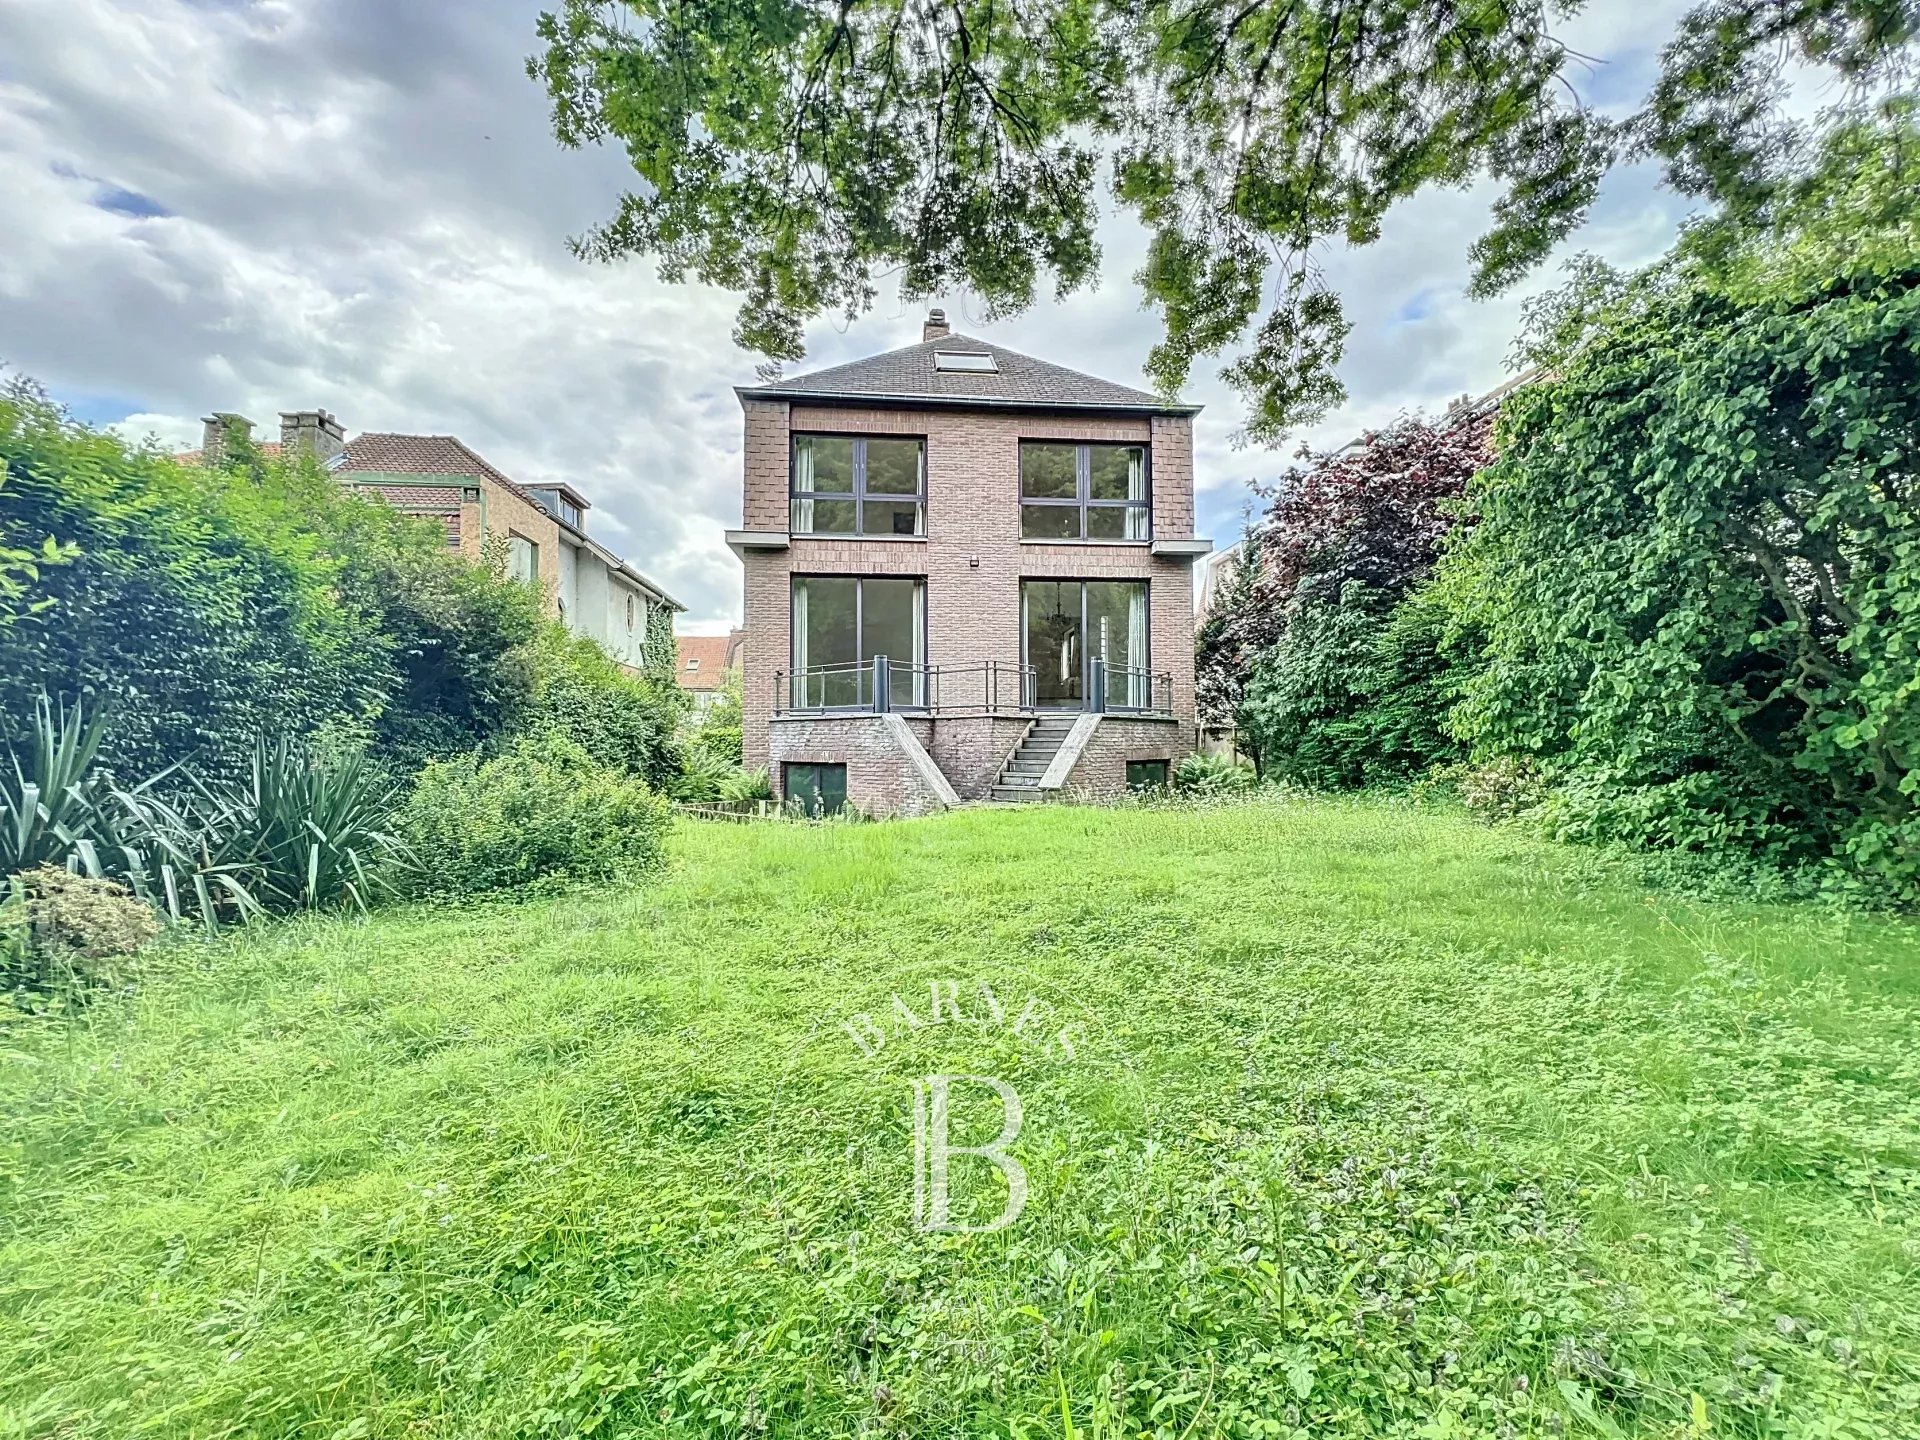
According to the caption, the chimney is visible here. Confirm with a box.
[200,412,253,467]
[922,307,950,343]
[280,409,346,465]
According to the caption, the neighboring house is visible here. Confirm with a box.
[728,308,1211,817]
[675,630,744,714]
[184,410,682,669]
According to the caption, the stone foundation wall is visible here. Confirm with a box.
[925,715,1032,799]
[1062,716,1194,799]
[768,715,947,817]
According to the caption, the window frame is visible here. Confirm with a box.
[1018,577,1154,711]
[1126,759,1171,791]
[789,573,929,710]
[1019,441,1151,543]
[783,761,848,817]
[506,533,539,585]
[789,433,928,538]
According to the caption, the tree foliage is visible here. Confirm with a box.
[0,380,546,780]
[530,0,1917,437]
[1198,406,1493,764]
[1447,117,1920,896]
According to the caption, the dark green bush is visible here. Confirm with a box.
[515,626,682,789]
[1240,584,1465,789]
[1173,752,1257,794]
[0,379,545,782]
[401,737,671,896]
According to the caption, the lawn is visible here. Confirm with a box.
[2,797,1917,1438]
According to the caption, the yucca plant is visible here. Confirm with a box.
[216,736,417,913]
[1,693,110,875]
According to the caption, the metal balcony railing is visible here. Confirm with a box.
[771,657,1173,718]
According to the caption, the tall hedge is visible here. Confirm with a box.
[0,380,545,780]
[1448,258,1919,896]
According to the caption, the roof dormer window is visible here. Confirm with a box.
[933,351,997,373]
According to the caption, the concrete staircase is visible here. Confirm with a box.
[989,717,1079,802]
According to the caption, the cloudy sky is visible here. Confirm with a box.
[0,0,1705,631]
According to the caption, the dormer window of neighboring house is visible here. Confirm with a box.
[557,499,582,527]
[791,434,925,537]
[1020,441,1149,541]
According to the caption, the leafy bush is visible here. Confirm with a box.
[688,669,744,767]
[670,745,736,803]
[517,626,682,788]
[2,864,159,998]
[4,694,413,929]
[719,766,772,803]
[0,379,545,782]
[1173,752,1256,795]
[1240,584,1466,789]
[128,737,416,920]
[401,737,671,896]
[1446,119,1920,898]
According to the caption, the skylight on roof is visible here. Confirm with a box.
[933,350,997,373]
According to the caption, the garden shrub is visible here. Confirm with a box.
[0,379,546,781]
[1173,752,1256,794]
[1240,583,1465,789]
[517,625,682,789]
[670,745,736,803]
[3,864,159,998]
[1446,118,1920,898]
[719,766,772,803]
[401,736,670,896]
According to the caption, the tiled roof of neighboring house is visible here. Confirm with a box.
[737,333,1201,415]
[675,633,740,692]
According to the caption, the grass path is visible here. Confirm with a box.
[2,797,1916,1437]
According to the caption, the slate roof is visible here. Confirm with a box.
[737,333,1200,415]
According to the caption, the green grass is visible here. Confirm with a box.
[2,796,1917,1438]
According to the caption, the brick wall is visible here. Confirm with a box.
[457,474,564,610]
[742,402,1202,770]
[768,715,948,817]
[1063,715,1194,799]
[925,715,1032,799]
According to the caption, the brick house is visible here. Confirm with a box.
[186,410,681,668]
[674,630,744,714]
[728,310,1212,817]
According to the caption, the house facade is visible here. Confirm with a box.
[729,311,1211,817]
[675,630,744,714]
[188,411,681,669]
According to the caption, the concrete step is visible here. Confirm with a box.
[1004,762,1053,778]
[990,784,1044,802]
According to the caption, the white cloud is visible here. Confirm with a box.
[0,0,1723,623]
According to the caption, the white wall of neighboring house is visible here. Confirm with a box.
[607,578,649,669]
[557,540,580,629]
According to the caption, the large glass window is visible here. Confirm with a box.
[791,576,926,708]
[791,435,926,537]
[784,762,847,816]
[1020,442,1148,541]
[1021,579,1150,709]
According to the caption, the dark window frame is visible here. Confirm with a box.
[784,761,848,816]
[789,573,930,710]
[1126,759,1171,791]
[1018,577,1154,712]
[1019,440,1151,542]
[790,433,927,538]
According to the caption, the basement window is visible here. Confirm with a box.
[933,351,997,373]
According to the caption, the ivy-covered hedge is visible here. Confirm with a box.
[1449,261,1919,898]
[0,379,546,780]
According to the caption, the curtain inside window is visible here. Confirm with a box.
[1127,584,1148,707]
[791,579,810,706]
[791,439,815,533]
